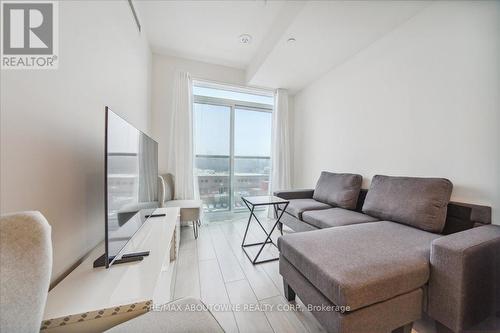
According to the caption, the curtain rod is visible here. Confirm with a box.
[191,77,276,97]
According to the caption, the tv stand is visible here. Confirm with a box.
[42,208,181,332]
[93,251,150,268]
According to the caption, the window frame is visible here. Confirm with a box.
[193,80,274,214]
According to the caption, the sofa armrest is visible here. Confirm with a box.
[428,225,500,332]
[273,189,314,200]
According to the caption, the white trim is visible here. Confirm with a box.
[194,95,273,112]
[192,78,274,97]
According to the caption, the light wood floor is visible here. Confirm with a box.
[173,214,434,333]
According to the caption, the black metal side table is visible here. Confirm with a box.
[241,196,289,265]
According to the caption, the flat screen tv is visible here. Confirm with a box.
[94,107,159,268]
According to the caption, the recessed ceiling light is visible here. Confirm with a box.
[239,34,252,44]
[287,37,296,43]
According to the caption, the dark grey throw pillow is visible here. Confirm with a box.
[362,175,453,233]
[312,172,362,209]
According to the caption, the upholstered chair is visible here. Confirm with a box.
[0,211,52,332]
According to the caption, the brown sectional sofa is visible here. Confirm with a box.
[275,172,499,333]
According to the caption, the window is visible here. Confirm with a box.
[194,103,231,212]
[193,85,274,105]
[233,108,272,209]
[193,81,274,217]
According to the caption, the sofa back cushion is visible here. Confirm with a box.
[312,172,362,209]
[362,175,453,233]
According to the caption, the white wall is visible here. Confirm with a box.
[0,1,152,283]
[151,54,246,173]
[292,1,500,222]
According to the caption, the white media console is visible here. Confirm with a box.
[42,207,180,332]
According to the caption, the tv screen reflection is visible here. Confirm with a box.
[106,110,158,261]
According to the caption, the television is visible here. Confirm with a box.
[94,107,159,268]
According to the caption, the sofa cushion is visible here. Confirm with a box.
[279,256,424,333]
[302,208,379,229]
[313,172,362,209]
[283,199,332,220]
[362,175,453,233]
[278,221,441,310]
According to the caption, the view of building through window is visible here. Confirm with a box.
[193,82,274,216]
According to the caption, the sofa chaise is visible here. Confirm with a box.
[275,172,499,333]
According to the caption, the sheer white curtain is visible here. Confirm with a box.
[168,71,199,200]
[271,88,292,194]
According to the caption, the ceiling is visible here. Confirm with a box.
[135,0,431,93]
[134,0,288,69]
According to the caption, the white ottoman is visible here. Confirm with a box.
[165,200,202,239]
[158,174,203,239]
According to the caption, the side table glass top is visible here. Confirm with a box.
[242,195,289,206]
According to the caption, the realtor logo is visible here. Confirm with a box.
[1,1,58,69]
